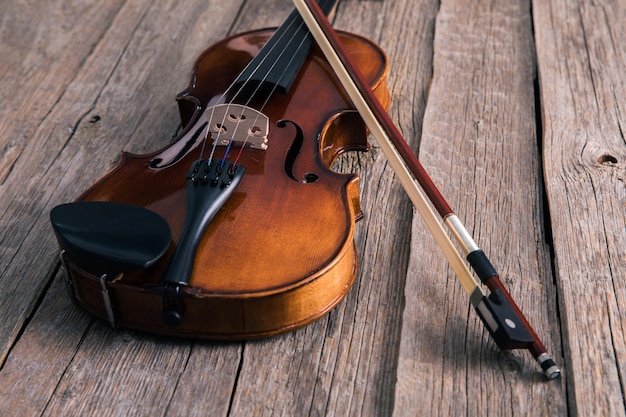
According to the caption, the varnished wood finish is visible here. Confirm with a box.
[66,29,390,338]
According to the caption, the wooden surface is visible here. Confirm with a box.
[0,0,623,415]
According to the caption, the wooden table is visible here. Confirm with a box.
[1,0,624,415]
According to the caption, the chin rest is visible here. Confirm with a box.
[50,201,171,276]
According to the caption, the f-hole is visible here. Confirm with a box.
[279,120,319,183]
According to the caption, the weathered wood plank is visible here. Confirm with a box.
[0,0,125,183]
[43,325,192,416]
[8,0,620,414]
[533,0,626,415]
[0,0,148,366]
[163,342,242,417]
[0,273,91,417]
[393,0,566,415]
[0,0,245,414]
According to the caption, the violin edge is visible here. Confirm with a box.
[61,237,358,340]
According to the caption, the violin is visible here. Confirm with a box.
[50,0,560,378]
[50,0,388,338]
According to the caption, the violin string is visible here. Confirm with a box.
[231,32,314,167]
[200,15,303,163]
[214,26,312,167]
[201,12,317,168]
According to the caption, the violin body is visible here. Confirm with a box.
[54,28,389,339]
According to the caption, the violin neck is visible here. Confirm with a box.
[234,0,337,95]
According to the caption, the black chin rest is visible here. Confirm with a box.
[50,201,171,276]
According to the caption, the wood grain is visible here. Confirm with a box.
[0,0,245,414]
[533,0,626,415]
[394,0,566,415]
[0,0,620,414]
[0,0,125,183]
[0,273,91,417]
[0,0,146,366]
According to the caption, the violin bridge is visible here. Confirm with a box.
[205,104,269,150]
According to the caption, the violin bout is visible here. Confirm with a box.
[51,28,389,339]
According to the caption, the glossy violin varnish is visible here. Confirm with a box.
[51,11,390,338]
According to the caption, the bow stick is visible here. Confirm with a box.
[293,0,560,379]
